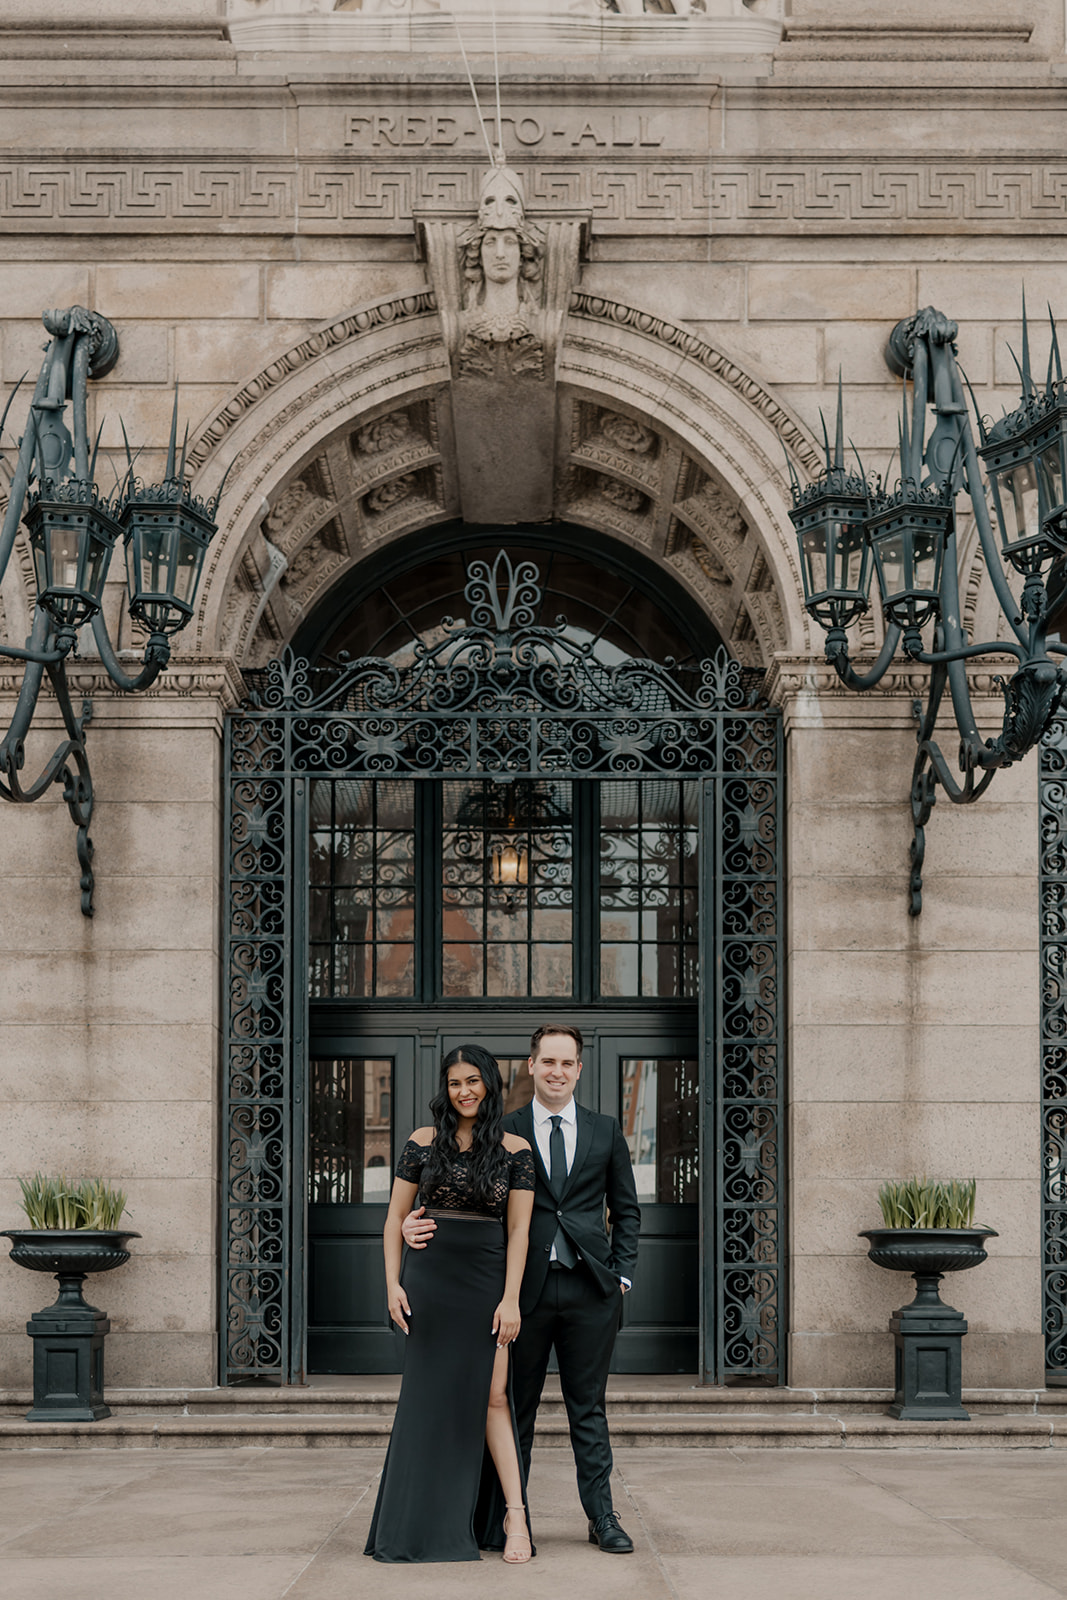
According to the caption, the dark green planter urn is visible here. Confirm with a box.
[1,1229,140,1422]
[859,1226,997,1421]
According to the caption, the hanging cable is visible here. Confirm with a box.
[453,13,495,166]
[492,0,503,160]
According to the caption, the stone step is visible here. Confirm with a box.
[0,1408,1063,1450]
[3,1382,1064,1420]
[0,1383,1065,1448]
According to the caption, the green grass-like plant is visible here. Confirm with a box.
[17,1173,128,1231]
[877,1176,977,1230]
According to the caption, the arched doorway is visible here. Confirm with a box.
[301,530,725,1374]
[223,533,783,1385]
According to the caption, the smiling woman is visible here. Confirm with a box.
[365,1044,536,1564]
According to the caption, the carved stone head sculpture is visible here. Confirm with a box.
[458,159,544,325]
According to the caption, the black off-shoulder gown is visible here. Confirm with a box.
[364,1140,537,1563]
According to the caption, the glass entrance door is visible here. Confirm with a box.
[306,1034,417,1372]
[307,1015,697,1374]
[307,769,702,1373]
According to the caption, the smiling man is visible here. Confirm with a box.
[402,1024,641,1553]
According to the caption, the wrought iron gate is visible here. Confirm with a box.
[222,553,783,1384]
[1039,717,1067,1380]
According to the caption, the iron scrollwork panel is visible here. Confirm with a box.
[1040,716,1067,1379]
[715,724,784,1382]
[223,717,292,1381]
[223,553,783,1383]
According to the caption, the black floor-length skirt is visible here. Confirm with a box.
[365,1216,533,1563]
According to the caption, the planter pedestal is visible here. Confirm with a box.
[859,1227,997,1422]
[1,1229,140,1422]
[25,1290,111,1422]
[888,1273,969,1421]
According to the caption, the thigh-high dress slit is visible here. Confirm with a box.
[364,1215,533,1563]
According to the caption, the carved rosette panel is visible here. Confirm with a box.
[553,395,785,669]
[280,517,347,617]
[349,400,439,487]
[359,462,445,546]
[219,396,452,664]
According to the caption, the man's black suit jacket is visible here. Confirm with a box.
[503,1101,641,1315]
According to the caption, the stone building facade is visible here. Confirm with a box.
[0,0,1063,1394]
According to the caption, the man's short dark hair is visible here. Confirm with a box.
[530,1023,583,1059]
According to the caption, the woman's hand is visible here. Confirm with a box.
[388,1285,412,1334]
[492,1298,521,1349]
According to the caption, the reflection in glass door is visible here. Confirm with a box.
[606,1044,699,1372]
[307,1038,415,1372]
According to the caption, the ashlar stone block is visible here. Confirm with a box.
[95,264,261,321]
[747,265,915,323]
[265,262,428,321]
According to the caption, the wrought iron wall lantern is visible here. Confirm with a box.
[0,306,223,915]
[789,303,1067,914]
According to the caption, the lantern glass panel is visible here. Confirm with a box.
[49,523,83,591]
[911,527,943,591]
[873,531,907,601]
[836,519,868,591]
[997,458,1040,551]
[173,529,203,605]
[799,526,829,599]
[133,520,172,597]
[1038,437,1067,521]
[84,527,111,599]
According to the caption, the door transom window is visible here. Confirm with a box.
[308,775,698,1003]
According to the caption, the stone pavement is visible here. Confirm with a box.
[2,1446,1067,1600]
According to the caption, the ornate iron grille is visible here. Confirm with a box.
[224,552,783,1383]
[1040,716,1067,1379]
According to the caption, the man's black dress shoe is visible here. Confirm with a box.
[588,1512,634,1553]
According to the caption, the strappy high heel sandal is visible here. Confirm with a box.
[502,1504,532,1564]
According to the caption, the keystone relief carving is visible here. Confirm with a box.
[455,166,547,381]
[419,156,581,523]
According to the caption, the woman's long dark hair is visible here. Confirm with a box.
[421,1044,509,1209]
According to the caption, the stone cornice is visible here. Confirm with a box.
[765,651,1022,732]
[0,656,246,711]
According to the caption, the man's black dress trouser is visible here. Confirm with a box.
[511,1262,623,1521]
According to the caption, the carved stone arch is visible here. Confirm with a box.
[184,288,821,666]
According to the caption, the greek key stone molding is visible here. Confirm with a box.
[4,159,1067,233]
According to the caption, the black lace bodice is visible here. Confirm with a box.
[395,1138,536,1221]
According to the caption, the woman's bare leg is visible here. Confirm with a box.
[485,1344,530,1561]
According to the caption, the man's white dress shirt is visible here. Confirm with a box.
[530,1094,631,1288]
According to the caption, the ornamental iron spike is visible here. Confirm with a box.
[1022,287,1033,396]
[959,364,988,446]
[834,369,845,473]
[87,418,105,489]
[165,383,180,482]
[1049,304,1063,392]
[899,374,912,483]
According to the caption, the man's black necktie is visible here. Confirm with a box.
[549,1114,577,1268]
